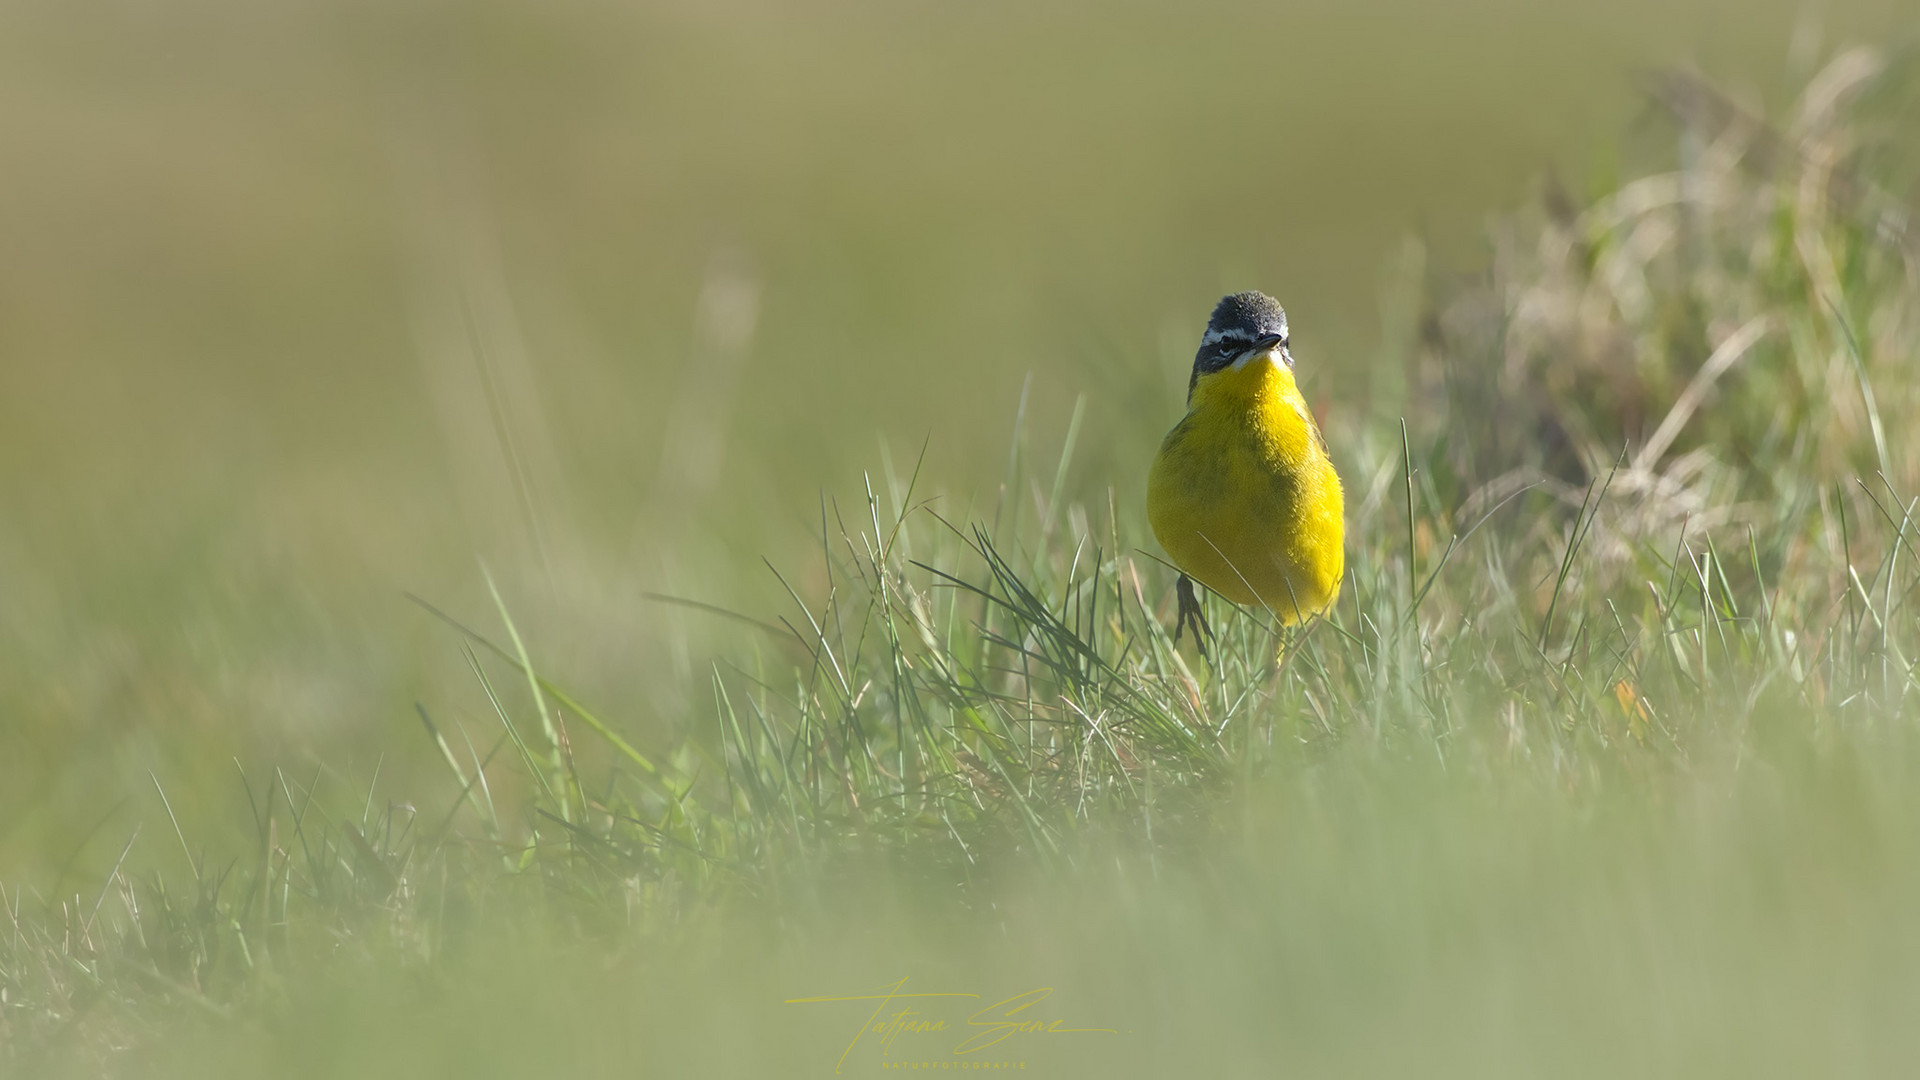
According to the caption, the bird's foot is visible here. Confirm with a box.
[1173,574,1213,659]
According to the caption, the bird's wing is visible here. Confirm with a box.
[1293,397,1331,458]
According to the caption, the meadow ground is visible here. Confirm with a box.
[4,3,1920,1076]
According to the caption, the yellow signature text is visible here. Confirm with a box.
[786,977,1118,1074]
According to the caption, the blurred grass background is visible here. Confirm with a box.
[1,0,1906,870]
[3,0,1920,1074]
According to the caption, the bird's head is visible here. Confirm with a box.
[1189,291,1290,401]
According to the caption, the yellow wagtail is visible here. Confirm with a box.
[1147,291,1345,655]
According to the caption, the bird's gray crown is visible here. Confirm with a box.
[1201,291,1288,348]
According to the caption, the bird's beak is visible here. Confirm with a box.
[1252,333,1292,367]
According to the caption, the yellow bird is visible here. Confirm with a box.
[1147,291,1345,654]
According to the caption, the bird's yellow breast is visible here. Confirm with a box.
[1147,353,1345,621]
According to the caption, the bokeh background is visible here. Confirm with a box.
[0,0,1913,891]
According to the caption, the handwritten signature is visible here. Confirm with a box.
[786,977,1119,1073]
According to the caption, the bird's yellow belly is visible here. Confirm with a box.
[1147,386,1344,623]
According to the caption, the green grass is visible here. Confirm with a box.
[7,37,1920,1080]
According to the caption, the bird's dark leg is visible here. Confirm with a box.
[1173,574,1214,658]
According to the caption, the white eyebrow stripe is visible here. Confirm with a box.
[1200,319,1288,349]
